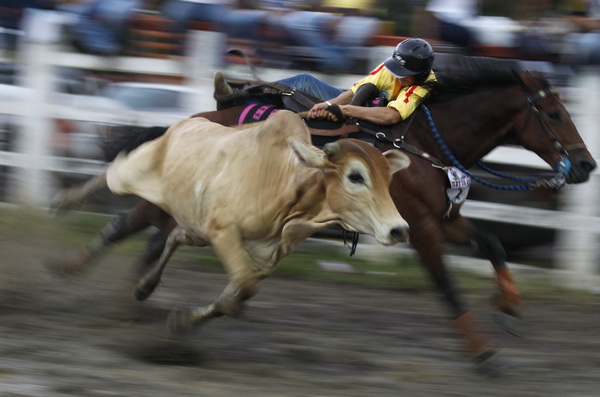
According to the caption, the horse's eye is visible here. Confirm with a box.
[348,172,365,184]
[547,111,561,122]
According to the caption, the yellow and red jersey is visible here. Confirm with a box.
[351,64,437,120]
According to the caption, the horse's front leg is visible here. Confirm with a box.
[46,200,172,277]
[410,216,501,372]
[444,214,522,334]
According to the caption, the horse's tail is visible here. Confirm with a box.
[102,125,168,162]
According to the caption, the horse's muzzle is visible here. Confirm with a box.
[566,151,597,184]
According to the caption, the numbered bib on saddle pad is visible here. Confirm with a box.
[446,167,471,204]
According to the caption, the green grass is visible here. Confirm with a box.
[1,206,596,303]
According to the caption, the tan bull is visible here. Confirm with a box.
[56,110,410,332]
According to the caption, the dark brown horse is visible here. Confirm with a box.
[50,59,596,372]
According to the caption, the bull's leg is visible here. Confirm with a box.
[51,172,108,213]
[444,215,522,334]
[135,226,193,301]
[168,225,260,334]
[410,216,502,373]
[167,281,250,334]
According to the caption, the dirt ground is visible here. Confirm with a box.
[0,235,599,397]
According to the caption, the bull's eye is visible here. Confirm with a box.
[348,172,365,184]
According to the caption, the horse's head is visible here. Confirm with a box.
[513,71,596,184]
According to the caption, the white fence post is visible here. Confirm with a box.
[555,68,600,289]
[12,38,56,207]
[185,30,225,113]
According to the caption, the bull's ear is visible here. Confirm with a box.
[383,149,411,174]
[289,138,326,168]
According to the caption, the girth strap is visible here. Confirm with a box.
[309,124,361,137]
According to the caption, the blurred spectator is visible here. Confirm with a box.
[561,0,600,64]
[320,0,379,17]
[278,8,349,72]
[160,0,234,32]
[426,0,524,52]
[0,0,56,50]
[426,0,479,49]
[253,0,381,72]
[65,0,142,55]
[221,2,271,42]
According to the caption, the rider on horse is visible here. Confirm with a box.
[214,38,438,125]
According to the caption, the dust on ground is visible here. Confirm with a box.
[0,235,599,397]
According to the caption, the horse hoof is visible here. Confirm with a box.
[134,282,157,301]
[45,256,66,277]
[45,253,88,277]
[495,311,521,337]
[475,350,509,377]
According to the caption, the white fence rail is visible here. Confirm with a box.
[0,27,598,287]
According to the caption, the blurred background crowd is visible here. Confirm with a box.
[1,0,600,73]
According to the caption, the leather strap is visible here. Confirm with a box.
[308,124,361,137]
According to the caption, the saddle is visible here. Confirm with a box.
[215,80,322,113]
[217,77,390,139]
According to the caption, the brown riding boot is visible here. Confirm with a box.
[214,72,233,97]
[214,72,235,110]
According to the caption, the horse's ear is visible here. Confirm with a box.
[512,69,526,88]
[513,69,541,93]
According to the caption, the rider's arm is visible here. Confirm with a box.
[308,90,403,125]
[338,105,402,125]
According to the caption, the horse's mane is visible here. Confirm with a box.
[424,56,527,102]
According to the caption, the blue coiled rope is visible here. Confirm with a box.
[421,105,554,191]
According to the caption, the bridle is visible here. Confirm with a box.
[418,79,581,191]
[524,85,584,175]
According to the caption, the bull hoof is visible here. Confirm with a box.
[475,350,509,377]
[166,309,192,336]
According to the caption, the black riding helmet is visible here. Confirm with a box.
[384,38,434,84]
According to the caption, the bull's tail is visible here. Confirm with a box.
[102,125,168,162]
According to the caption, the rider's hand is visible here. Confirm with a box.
[307,102,330,119]
[308,101,346,122]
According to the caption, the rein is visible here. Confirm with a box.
[420,81,576,192]
[421,104,565,190]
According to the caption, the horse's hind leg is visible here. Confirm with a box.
[444,215,522,332]
[46,200,165,276]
